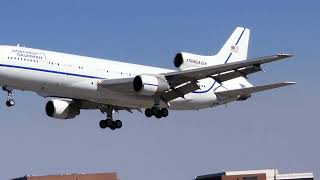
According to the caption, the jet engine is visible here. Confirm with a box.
[45,99,80,119]
[174,52,208,70]
[133,75,170,96]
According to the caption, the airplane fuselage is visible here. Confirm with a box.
[0,45,220,110]
[0,27,294,130]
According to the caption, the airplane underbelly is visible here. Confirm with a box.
[169,92,218,110]
[0,65,45,90]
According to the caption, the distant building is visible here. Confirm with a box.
[194,169,313,180]
[11,172,118,180]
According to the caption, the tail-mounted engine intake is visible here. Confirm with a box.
[174,52,209,70]
[45,99,80,119]
[133,75,170,96]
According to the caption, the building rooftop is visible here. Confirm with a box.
[195,169,313,180]
[11,172,118,180]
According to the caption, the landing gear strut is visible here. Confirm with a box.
[99,106,122,130]
[2,86,15,107]
[145,106,169,119]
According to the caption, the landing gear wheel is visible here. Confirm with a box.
[106,118,113,127]
[99,120,108,129]
[161,108,169,117]
[148,106,169,118]
[99,106,124,130]
[145,108,152,117]
[151,106,159,115]
[115,120,122,129]
[155,112,162,119]
[3,86,15,107]
[6,99,15,107]
[109,121,117,130]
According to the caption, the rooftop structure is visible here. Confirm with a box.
[11,172,118,180]
[195,169,313,180]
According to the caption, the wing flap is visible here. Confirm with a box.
[215,82,296,98]
[161,82,200,102]
[211,65,262,83]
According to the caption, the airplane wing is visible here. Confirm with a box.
[160,54,292,102]
[164,54,292,86]
[215,82,295,99]
[98,54,293,102]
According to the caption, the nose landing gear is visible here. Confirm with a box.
[2,86,15,107]
[6,99,15,107]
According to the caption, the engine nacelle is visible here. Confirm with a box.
[174,52,209,70]
[133,75,170,96]
[45,99,80,119]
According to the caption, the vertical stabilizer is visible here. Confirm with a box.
[208,27,250,65]
[173,27,250,70]
[210,27,252,88]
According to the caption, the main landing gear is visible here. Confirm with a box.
[99,106,122,130]
[99,118,122,130]
[145,106,169,119]
[2,86,15,107]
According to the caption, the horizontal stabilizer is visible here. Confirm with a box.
[215,82,296,97]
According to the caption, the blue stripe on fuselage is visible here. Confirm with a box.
[0,63,105,79]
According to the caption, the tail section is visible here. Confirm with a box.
[174,27,252,91]
[174,27,250,70]
[209,27,252,88]
[208,27,250,65]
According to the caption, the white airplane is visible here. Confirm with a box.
[0,27,295,130]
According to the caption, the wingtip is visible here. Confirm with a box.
[278,53,294,58]
[284,81,296,85]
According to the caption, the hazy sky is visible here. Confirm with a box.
[0,1,319,180]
